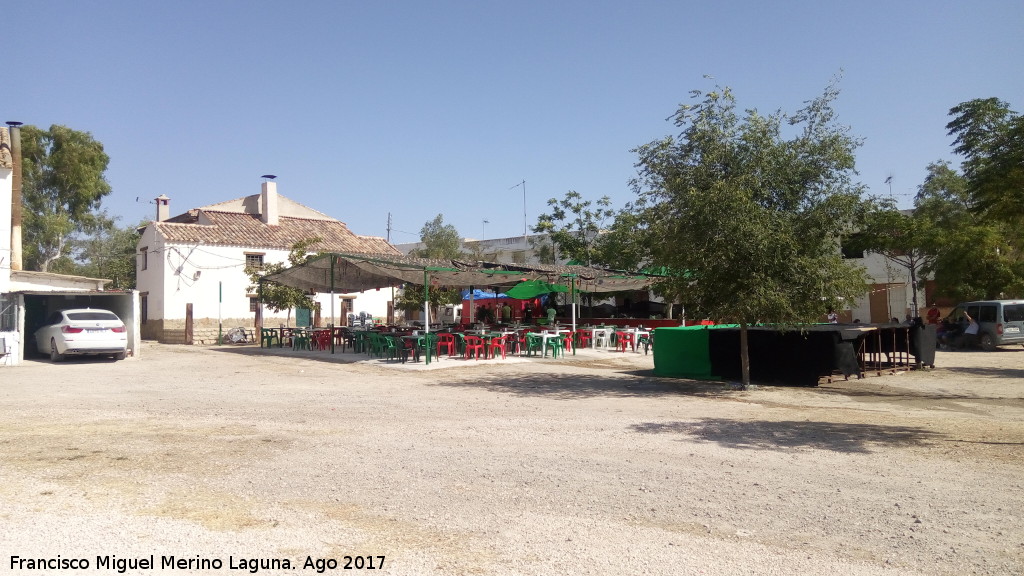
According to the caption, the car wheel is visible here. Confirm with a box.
[49,338,65,362]
[979,333,996,352]
[114,351,127,361]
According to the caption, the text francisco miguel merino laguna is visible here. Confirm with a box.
[10,554,385,573]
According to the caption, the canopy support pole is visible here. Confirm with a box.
[423,269,430,333]
[330,256,336,354]
[570,276,577,355]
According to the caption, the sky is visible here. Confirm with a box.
[6,1,1023,244]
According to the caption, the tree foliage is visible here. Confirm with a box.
[629,81,869,385]
[408,214,464,259]
[73,216,143,289]
[398,215,465,319]
[946,98,1024,220]
[249,238,323,324]
[533,190,615,266]
[913,162,1022,299]
[20,125,113,272]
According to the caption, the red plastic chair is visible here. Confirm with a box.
[615,331,634,352]
[575,330,592,349]
[312,329,331,351]
[488,336,508,359]
[463,335,485,360]
[436,333,457,357]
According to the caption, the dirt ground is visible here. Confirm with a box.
[1,342,1022,575]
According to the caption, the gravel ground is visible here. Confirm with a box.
[1,342,1022,575]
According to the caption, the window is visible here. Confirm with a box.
[140,247,148,271]
[245,253,265,269]
[249,297,260,313]
[140,293,148,324]
[0,295,16,331]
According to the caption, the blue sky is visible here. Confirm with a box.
[7,1,1023,243]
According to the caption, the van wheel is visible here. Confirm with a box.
[979,333,996,351]
[50,338,65,362]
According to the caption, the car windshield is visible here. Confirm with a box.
[66,311,120,321]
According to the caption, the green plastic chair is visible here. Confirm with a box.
[524,333,543,357]
[291,329,311,351]
[260,328,279,348]
[380,335,400,362]
[544,334,565,358]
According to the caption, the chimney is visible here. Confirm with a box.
[6,121,22,271]
[155,194,170,222]
[260,178,279,226]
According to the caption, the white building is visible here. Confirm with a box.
[136,180,398,343]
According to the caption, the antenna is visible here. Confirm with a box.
[509,179,527,240]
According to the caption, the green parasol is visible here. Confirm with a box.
[505,279,569,299]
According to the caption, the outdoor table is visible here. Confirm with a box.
[277,327,296,348]
[399,334,435,364]
[541,329,571,351]
[589,327,613,349]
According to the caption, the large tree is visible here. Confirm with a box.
[533,190,615,266]
[73,215,143,289]
[399,215,464,320]
[946,98,1024,220]
[913,161,1022,300]
[630,81,869,386]
[20,125,113,271]
[408,214,464,259]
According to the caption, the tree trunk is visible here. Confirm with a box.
[740,322,750,389]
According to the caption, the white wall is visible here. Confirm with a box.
[845,252,927,322]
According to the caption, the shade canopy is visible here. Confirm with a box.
[262,252,662,294]
[504,279,569,299]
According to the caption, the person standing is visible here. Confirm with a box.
[826,309,838,323]
[926,303,941,325]
[963,311,980,347]
[546,304,557,325]
[501,302,512,323]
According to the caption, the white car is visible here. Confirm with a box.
[34,308,128,361]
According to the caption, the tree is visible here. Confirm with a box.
[630,81,869,387]
[533,190,615,266]
[20,125,113,271]
[249,238,323,326]
[913,161,1022,300]
[399,215,464,321]
[946,98,1024,220]
[852,198,936,317]
[409,214,464,259]
[73,215,143,289]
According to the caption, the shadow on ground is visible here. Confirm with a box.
[630,418,942,453]
[436,370,737,399]
[210,345,737,399]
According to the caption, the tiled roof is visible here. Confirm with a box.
[153,211,399,255]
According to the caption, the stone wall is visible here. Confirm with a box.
[142,316,290,345]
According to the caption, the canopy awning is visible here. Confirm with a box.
[262,252,662,294]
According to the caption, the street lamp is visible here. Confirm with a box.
[482,219,489,240]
